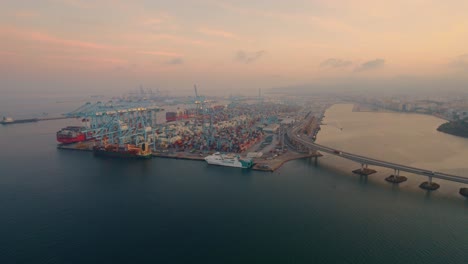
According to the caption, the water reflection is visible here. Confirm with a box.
[317,104,468,198]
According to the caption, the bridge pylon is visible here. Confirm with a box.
[460,188,468,198]
[419,176,440,191]
[307,148,322,165]
[385,169,408,183]
[352,163,376,176]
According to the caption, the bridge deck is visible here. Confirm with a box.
[288,124,468,184]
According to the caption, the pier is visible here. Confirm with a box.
[57,140,320,172]
[1,116,72,125]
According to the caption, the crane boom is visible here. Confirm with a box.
[194,84,199,98]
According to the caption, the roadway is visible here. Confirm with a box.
[287,122,468,185]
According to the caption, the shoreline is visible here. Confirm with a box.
[436,120,468,139]
[58,142,321,172]
[352,103,451,122]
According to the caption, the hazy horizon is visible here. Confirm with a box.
[1,0,468,96]
[1,3,468,262]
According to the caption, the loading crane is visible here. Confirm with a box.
[65,100,163,150]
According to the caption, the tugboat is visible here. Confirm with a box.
[1,117,14,124]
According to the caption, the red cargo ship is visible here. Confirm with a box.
[56,126,86,144]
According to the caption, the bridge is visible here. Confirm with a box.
[286,118,468,195]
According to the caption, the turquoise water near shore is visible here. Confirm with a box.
[0,104,467,263]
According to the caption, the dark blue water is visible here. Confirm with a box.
[1,119,467,264]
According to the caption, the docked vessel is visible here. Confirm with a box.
[1,117,14,124]
[93,142,152,159]
[204,152,254,168]
[166,108,196,122]
[1,116,39,125]
[165,112,179,122]
[56,126,87,144]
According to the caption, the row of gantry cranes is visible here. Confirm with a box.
[65,85,236,150]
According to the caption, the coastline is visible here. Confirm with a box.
[352,103,451,122]
[58,142,321,172]
[437,120,468,138]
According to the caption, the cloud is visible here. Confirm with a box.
[0,26,123,50]
[30,32,116,50]
[198,28,237,39]
[235,50,265,64]
[166,58,184,65]
[449,54,468,69]
[53,0,96,9]
[47,55,127,65]
[0,51,18,56]
[138,51,183,57]
[0,26,184,62]
[142,18,163,26]
[149,33,213,46]
[13,11,39,19]
[355,59,385,72]
[320,58,352,68]
[139,13,177,30]
[213,2,361,36]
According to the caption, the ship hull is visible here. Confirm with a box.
[93,149,152,159]
[204,153,253,168]
[1,118,39,125]
[166,109,194,122]
[205,160,247,168]
[57,134,86,144]
[56,126,87,144]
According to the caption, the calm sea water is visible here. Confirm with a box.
[0,103,467,264]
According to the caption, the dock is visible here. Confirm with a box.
[1,116,73,125]
[57,141,321,172]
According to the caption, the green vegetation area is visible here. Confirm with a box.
[437,119,468,138]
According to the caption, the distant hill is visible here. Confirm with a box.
[437,120,468,138]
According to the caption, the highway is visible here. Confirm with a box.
[288,122,468,185]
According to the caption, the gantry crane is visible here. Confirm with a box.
[65,100,163,149]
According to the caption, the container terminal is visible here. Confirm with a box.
[55,88,325,171]
[52,90,468,197]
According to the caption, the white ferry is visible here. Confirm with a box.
[204,152,254,168]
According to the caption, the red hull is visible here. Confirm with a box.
[56,126,87,144]
[166,109,194,122]
[57,133,86,144]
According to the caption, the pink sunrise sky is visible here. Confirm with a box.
[1,0,468,95]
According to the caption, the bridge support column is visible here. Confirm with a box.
[459,188,468,198]
[385,169,407,183]
[419,176,440,191]
[352,163,376,176]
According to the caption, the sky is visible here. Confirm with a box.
[1,0,468,96]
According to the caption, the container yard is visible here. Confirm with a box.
[56,95,325,171]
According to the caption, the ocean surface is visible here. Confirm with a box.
[1,103,467,264]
